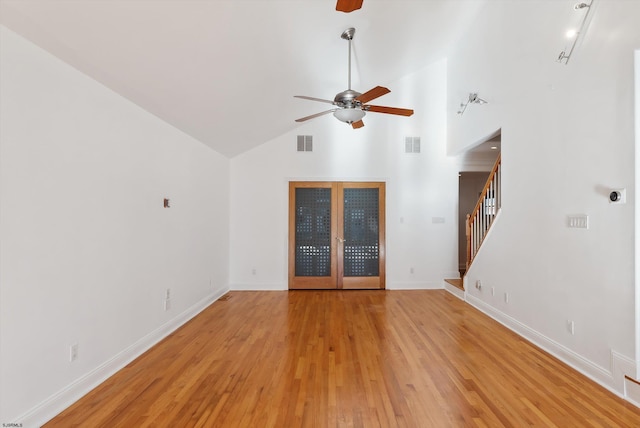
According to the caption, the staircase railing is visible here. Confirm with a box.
[466,154,501,269]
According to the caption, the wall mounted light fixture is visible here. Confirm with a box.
[457,93,488,115]
[557,1,594,64]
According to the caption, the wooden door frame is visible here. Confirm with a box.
[288,181,385,290]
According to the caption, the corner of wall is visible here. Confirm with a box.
[465,294,636,402]
[15,288,228,427]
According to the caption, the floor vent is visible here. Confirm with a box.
[297,135,313,152]
[405,137,420,153]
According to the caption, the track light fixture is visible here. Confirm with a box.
[557,1,594,64]
[457,93,488,115]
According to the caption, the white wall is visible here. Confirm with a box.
[0,26,230,424]
[230,60,460,290]
[448,1,639,396]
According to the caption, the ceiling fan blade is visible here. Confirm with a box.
[294,95,336,105]
[336,0,363,13]
[351,120,365,129]
[356,86,390,104]
[365,105,414,116]
[295,109,336,122]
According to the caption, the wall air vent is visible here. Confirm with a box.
[405,137,420,153]
[297,135,313,152]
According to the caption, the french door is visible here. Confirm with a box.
[288,181,385,289]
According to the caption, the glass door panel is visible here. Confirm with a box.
[338,183,385,289]
[289,182,337,289]
[289,181,384,289]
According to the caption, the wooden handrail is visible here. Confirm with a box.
[469,154,501,220]
[466,153,502,270]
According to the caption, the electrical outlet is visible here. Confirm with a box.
[567,320,575,335]
[491,287,495,296]
[504,292,509,303]
[475,280,482,290]
[165,288,171,300]
[70,343,78,362]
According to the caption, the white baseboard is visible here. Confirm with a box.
[465,294,636,402]
[18,288,229,427]
[625,376,640,407]
[387,281,444,290]
[230,283,287,291]
[231,282,447,291]
[444,282,465,300]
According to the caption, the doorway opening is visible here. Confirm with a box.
[456,132,501,277]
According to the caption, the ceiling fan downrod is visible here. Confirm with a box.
[341,28,355,91]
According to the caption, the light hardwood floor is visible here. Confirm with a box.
[45,290,640,427]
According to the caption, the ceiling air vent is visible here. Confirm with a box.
[297,135,313,152]
[405,137,421,153]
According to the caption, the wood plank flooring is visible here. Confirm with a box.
[45,290,640,427]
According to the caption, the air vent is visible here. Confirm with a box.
[405,137,420,153]
[297,135,313,152]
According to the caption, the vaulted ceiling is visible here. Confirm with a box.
[0,0,486,157]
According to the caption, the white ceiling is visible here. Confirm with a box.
[0,0,486,157]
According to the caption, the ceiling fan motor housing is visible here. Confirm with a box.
[334,89,362,107]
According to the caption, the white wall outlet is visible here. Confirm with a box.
[475,280,482,290]
[567,320,575,335]
[69,343,78,362]
[504,292,509,303]
[165,288,171,300]
[491,287,495,296]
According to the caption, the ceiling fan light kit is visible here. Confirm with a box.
[294,28,414,129]
[334,108,365,124]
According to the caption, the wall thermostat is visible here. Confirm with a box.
[609,188,626,204]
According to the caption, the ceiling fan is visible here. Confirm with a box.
[294,28,414,129]
[336,0,363,13]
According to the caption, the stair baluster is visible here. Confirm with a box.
[466,154,501,270]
